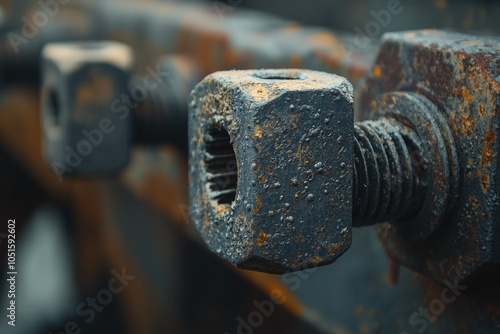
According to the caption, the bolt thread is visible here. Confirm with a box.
[132,57,201,150]
[353,119,426,226]
[132,75,188,149]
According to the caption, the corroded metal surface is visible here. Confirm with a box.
[360,30,500,285]
[354,92,459,242]
[189,69,354,274]
[187,68,461,274]
[189,30,499,285]
[92,0,372,85]
[0,1,374,87]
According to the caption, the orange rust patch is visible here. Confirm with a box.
[460,114,474,137]
[329,243,344,257]
[479,118,497,193]
[386,258,400,286]
[479,103,486,116]
[215,204,230,216]
[480,174,491,194]
[456,86,473,104]
[295,144,302,163]
[254,196,263,213]
[257,230,267,247]
[248,83,269,101]
[309,32,341,48]
[373,65,382,78]
[254,125,263,139]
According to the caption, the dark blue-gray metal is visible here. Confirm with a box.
[41,41,134,178]
[189,69,354,274]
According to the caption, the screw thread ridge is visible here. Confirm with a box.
[353,119,426,226]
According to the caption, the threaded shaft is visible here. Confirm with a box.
[132,76,188,149]
[353,119,427,226]
[131,57,201,150]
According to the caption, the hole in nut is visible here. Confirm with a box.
[204,126,237,206]
[48,89,61,127]
[252,72,302,80]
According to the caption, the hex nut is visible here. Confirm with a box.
[42,41,134,178]
[360,30,500,285]
[189,69,354,274]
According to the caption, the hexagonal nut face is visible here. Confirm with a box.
[189,69,354,274]
[360,30,500,285]
[42,41,134,179]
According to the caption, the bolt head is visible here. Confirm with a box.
[189,69,354,273]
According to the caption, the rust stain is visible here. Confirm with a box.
[309,32,341,48]
[386,257,400,286]
[373,65,382,78]
[329,243,344,257]
[257,230,267,247]
[460,114,474,137]
[479,102,486,116]
[254,196,263,213]
[254,125,263,139]
[479,118,496,193]
[248,83,269,101]
[75,71,115,115]
[295,143,302,163]
[215,204,230,216]
[456,86,474,104]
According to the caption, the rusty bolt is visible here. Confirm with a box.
[189,68,459,274]
[189,69,355,274]
[42,42,200,178]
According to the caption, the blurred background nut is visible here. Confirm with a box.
[41,41,133,179]
[189,69,354,274]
